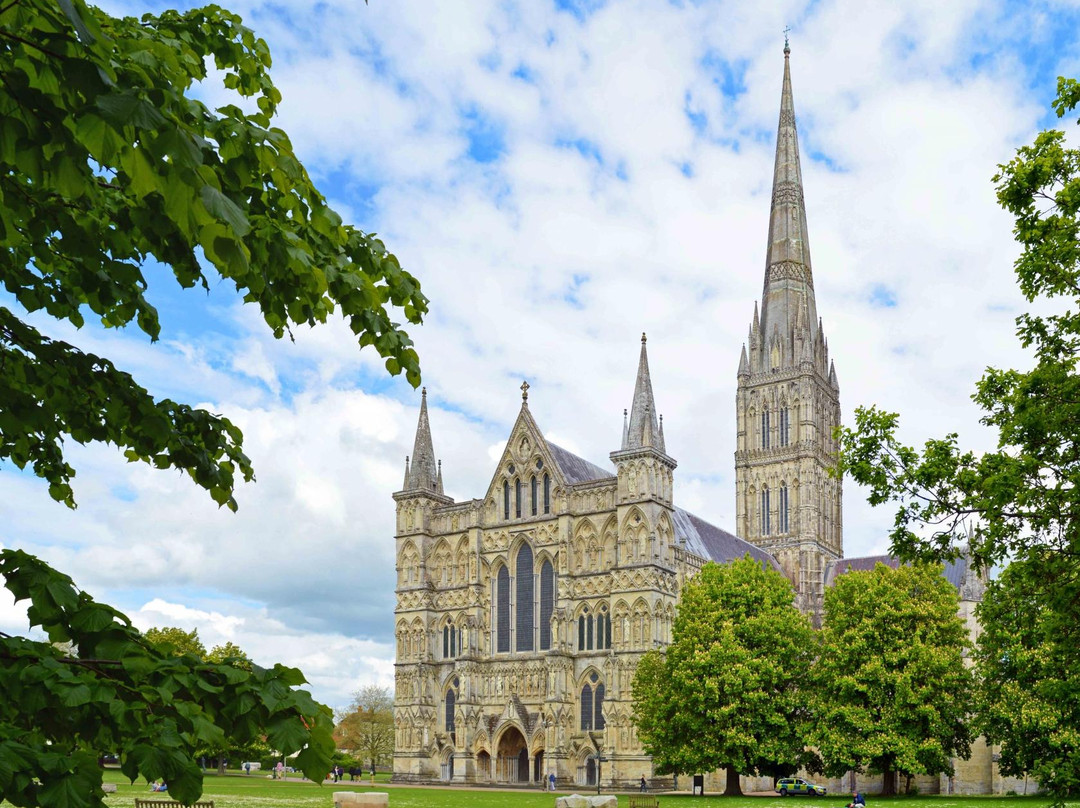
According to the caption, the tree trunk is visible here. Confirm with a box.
[217,757,226,776]
[724,764,743,796]
[881,766,896,797]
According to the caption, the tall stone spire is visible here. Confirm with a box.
[405,387,439,492]
[625,333,662,450]
[734,43,842,621]
[759,42,818,372]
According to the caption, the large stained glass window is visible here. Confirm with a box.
[515,544,534,652]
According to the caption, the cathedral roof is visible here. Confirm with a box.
[547,442,615,484]
[823,554,971,594]
[672,507,780,571]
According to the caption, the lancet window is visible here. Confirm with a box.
[761,486,771,536]
[531,476,538,516]
[779,484,790,533]
[761,408,771,449]
[515,544,534,652]
[580,672,605,731]
[442,620,459,659]
[539,560,555,651]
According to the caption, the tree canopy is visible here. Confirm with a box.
[144,626,207,659]
[975,555,1080,798]
[631,557,814,795]
[1,0,426,511]
[809,562,973,796]
[334,685,394,773]
[0,1,428,807]
[836,77,1080,801]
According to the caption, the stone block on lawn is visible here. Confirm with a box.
[333,792,388,808]
[587,797,617,808]
[102,784,117,794]
[555,795,590,808]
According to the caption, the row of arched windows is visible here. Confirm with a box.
[578,606,611,651]
[761,406,792,449]
[503,473,551,520]
[494,545,555,654]
[760,483,790,537]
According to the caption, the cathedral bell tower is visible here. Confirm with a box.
[735,44,842,616]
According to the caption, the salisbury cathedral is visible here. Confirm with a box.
[391,48,1017,795]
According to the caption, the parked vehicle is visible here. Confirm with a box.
[777,777,827,796]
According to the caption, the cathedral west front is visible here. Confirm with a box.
[391,47,1011,795]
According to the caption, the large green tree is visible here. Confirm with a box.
[974,554,1080,798]
[631,557,814,795]
[809,562,973,795]
[0,1,427,807]
[836,78,1080,801]
[334,684,394,773]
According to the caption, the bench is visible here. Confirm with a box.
[135,800,214,808]
[629,797,659,808]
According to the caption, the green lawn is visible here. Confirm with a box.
[101,770,1073,808]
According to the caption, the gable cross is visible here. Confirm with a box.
[521,380,530,402]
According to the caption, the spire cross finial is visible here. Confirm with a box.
[521,380,530,402]
[783,25,791,54]
[641,332,647,344]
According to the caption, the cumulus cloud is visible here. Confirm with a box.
[4,0,1080,707]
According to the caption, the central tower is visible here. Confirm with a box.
[735,44,842,616]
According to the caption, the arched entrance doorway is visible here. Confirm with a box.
[582,756,596,787]
[533,750,544,783]
[495,726,530,783]
[440,750,454,782]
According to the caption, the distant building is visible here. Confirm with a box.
[391,45,1023,795]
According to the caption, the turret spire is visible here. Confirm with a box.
[626,333,663,451]
[405,387,439,491]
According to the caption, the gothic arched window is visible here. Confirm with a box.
[596,606,611,650]
[445,678,457,744]
[515,479,522,518]
[515,544,534,652]
[531,476,538,516]
[580,682,593,731]
[779,406,790,446]
[761,408,771,449]
[761,486,771,536]
[496,566,510,653]
[594,681,606,730]
[779,484,789,533]
[503,481,510,520]
[543,474,551,514]
[539,560,555,651]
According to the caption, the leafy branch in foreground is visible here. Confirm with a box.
[0,550,336,808]
[0,0,427,510]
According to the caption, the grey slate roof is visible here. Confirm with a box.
[547,443,615,485]
[672,507,780,571]
[824,554,969,594]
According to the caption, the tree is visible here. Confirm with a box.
[0,1,427,807]
[973,555,1080,798]
[809,562,973,795]
[142,632,257,775]
[144,627,208,659]
[631,557,814,795]
[334,685,394,773]
[836,78,1080,802]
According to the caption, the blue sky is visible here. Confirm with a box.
[3,0,1080,708]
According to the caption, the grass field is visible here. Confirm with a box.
[102,770,1073,808]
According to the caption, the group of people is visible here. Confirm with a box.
[846,793,866,808]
